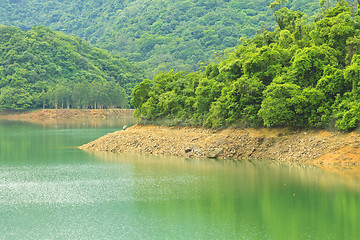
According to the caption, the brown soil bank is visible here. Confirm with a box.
[80,124,360,167]
[0,109,134,121]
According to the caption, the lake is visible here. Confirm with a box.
[0,118,359,239]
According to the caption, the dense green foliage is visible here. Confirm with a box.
[132,1,360,131]
[0,25,143,110]
[0,0,324,77]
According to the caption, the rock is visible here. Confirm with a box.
[206,148,223,158]
[184,147,192,153]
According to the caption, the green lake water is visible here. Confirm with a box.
[0,119,359,240]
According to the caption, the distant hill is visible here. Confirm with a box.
[0,0,324,77]
[0,25,143,110]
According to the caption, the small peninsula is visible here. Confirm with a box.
[80,124,360,167]
[81,3,360,170]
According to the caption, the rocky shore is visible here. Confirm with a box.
[80,124,360,166]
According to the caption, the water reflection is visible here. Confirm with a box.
[89,151,360,192]
[0,118,135,166]
[1,120,359,239]
[85,151,360,240]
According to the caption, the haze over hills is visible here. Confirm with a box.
[0,0,323,77]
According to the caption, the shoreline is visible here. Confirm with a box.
[0,109,134,123]
[80,124,360,168]
[3,109,359,173]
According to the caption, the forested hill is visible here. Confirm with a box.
[0,0,322,77]
[132,2,360,132]
[0,25,143,110]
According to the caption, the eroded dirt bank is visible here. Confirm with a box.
[80,124,360,167]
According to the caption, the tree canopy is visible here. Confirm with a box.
[0,25,143,110]
[0,0,325,78]
[132,1,360,131]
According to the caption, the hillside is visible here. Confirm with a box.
[0,25,143,110]
[132,2,360,131]
[0,0,324,77]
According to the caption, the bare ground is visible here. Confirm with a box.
[80,124,360,171]
[0,109,134,123]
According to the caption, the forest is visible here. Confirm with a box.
[132,1,360,131]
[0,25,143,110]
[0,0,323,78]
[1,0,360,131]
